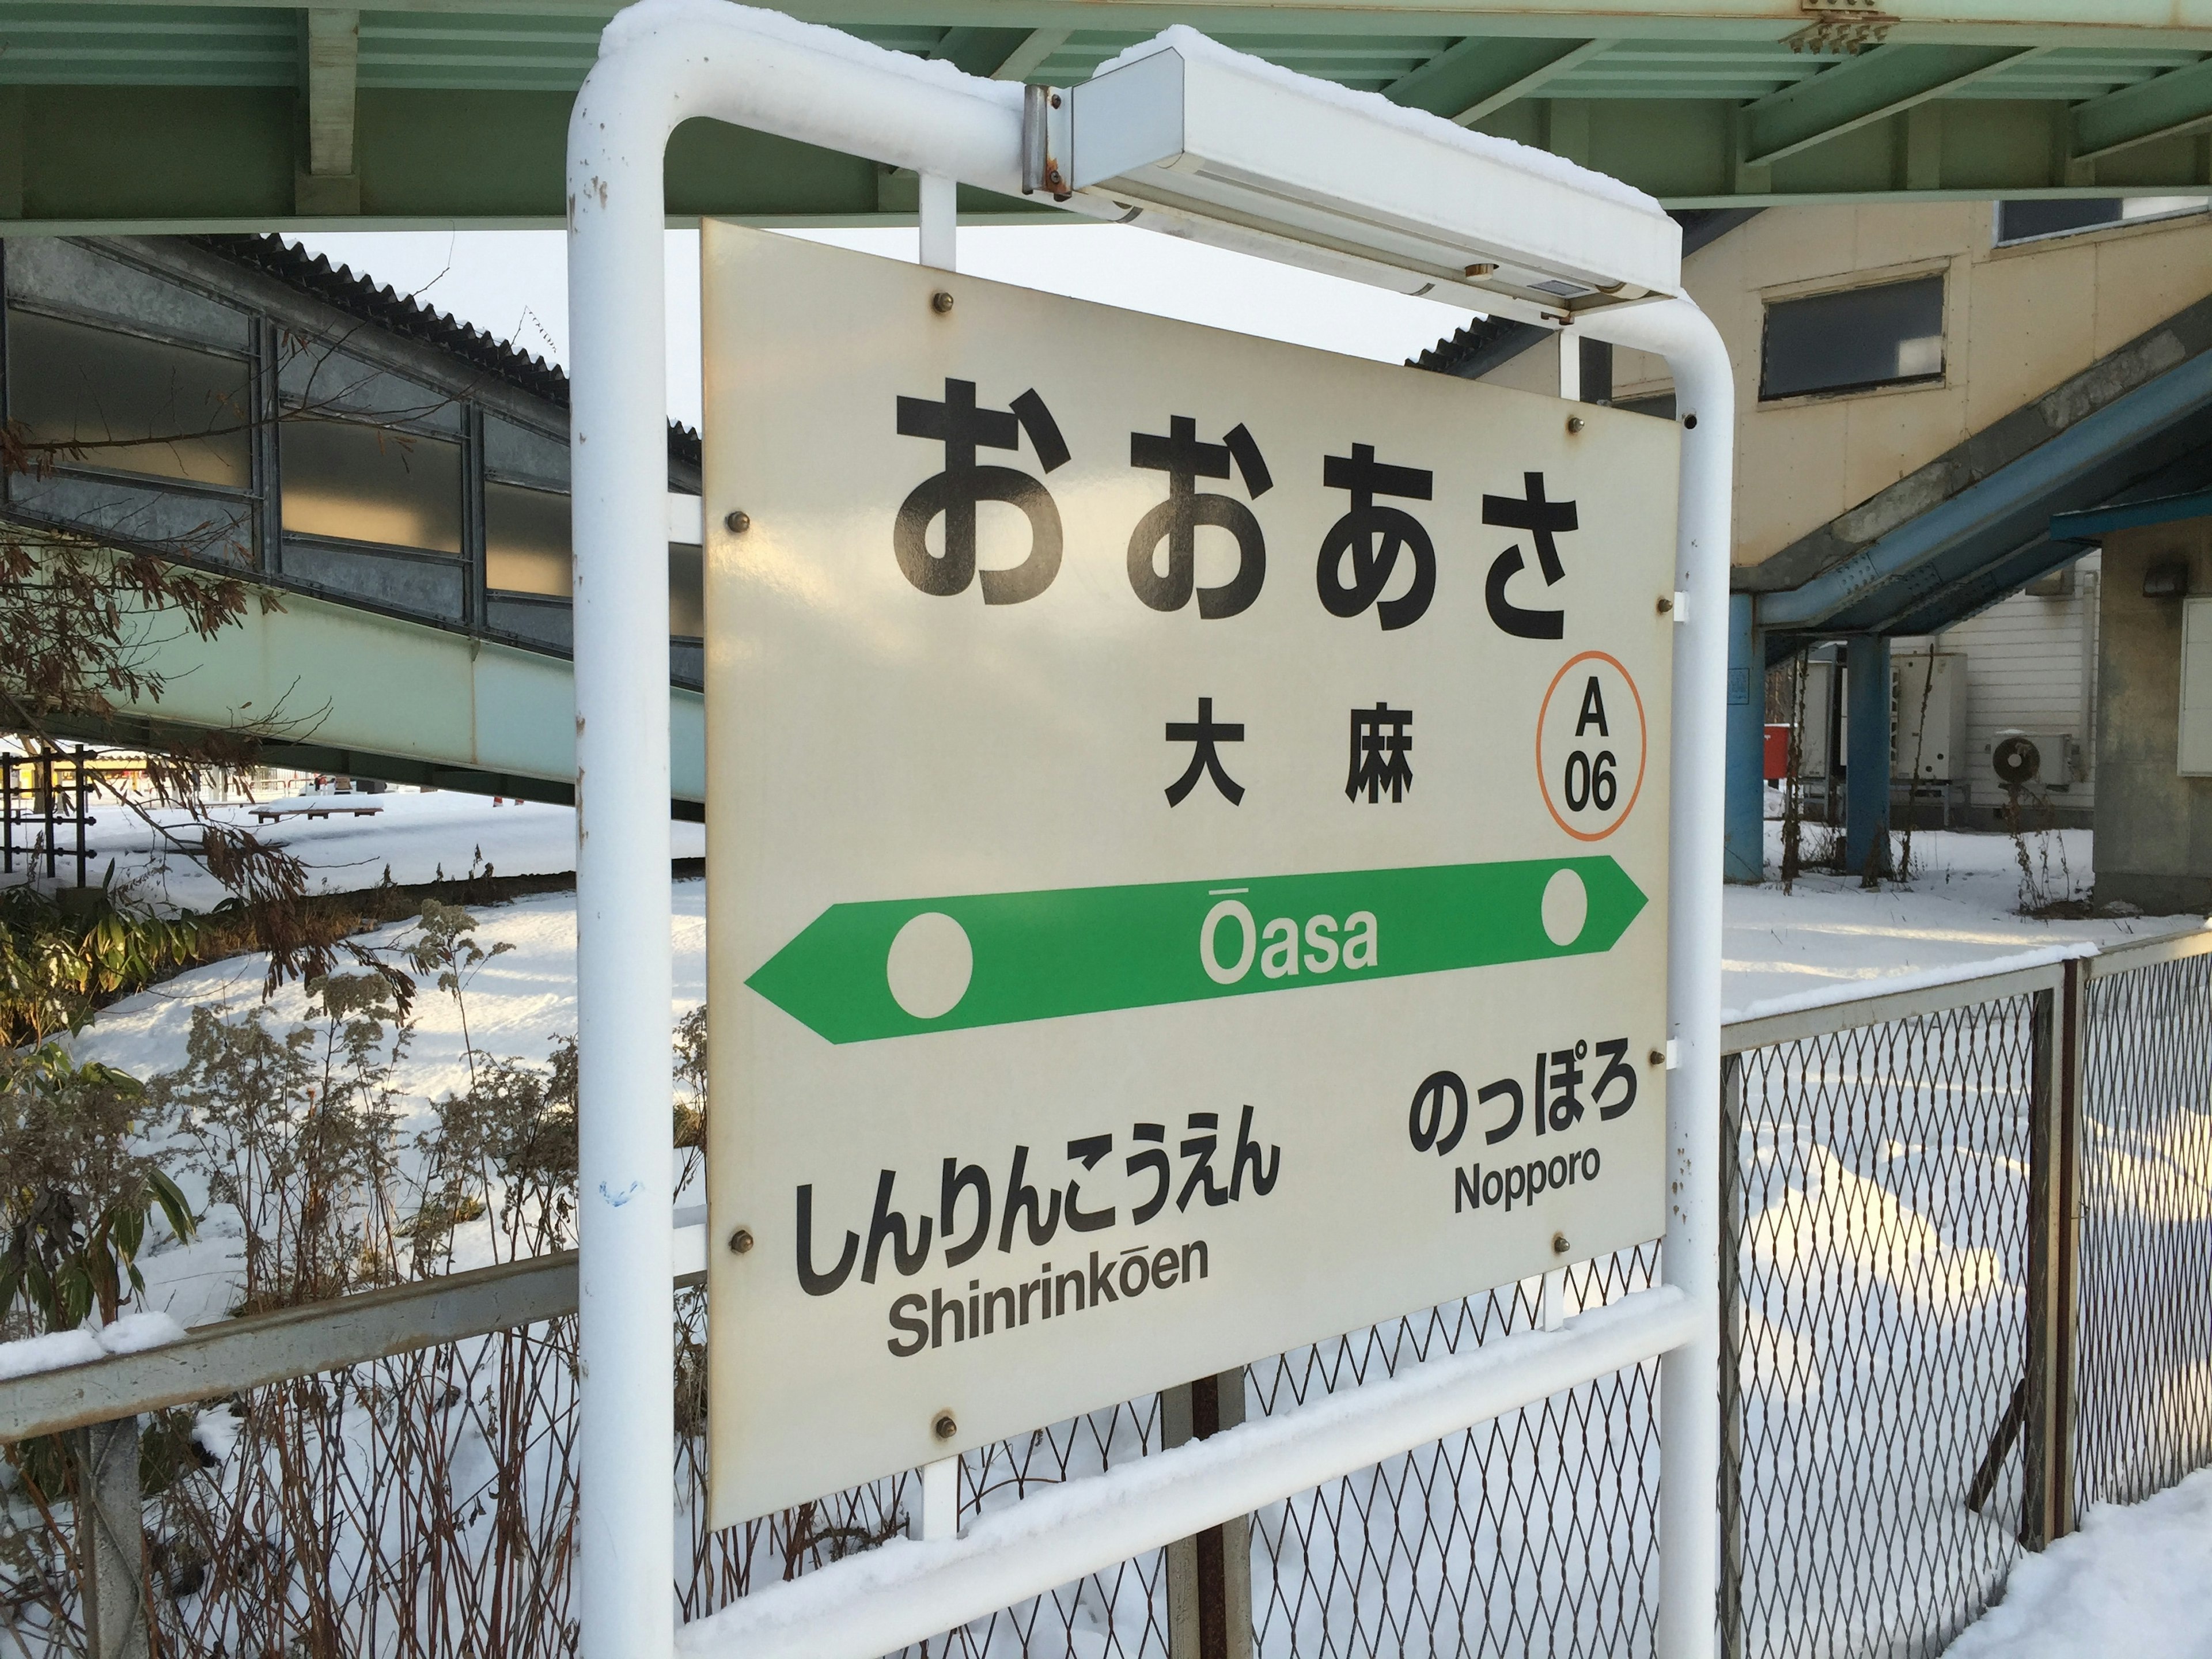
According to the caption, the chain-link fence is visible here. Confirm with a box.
[1244,1248,1659,1659]
[2075,948,2212,1514]
[1724,997,2039,1659]
[7,933,2212,1659]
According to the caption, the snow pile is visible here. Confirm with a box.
[0,1310,185,1378]
[1947,1465,2212,1658]
[0,1329,102,1378]
[55,788,703,914]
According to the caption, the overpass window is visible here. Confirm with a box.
[1996,196,2207,245]
[486,478,571,596]
[1759,275,1944,402]
[6,308,251,488]
[280,417,462,553]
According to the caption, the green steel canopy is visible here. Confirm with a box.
[2,2,2210,229]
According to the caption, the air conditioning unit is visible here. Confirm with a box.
[1987,730,2075,790]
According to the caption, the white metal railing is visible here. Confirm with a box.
[3,921,2205,1659]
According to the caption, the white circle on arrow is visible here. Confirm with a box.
[887,911,974,1019]
[1541,868,1588,948]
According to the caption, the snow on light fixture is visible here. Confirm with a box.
[1024,29,1681,324]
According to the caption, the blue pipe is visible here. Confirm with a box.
[1759,347,2212,630]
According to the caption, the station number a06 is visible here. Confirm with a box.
[1537,653,1646,843]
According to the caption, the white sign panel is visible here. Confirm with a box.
[701,224,1677,1527]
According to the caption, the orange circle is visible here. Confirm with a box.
[1536,650,1647,842]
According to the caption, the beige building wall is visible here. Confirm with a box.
[1584,201,2212,569]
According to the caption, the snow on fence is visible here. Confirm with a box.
[3,926,2209,1659]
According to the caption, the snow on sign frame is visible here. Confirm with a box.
[700,224,1678,1528]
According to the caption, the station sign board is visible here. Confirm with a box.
[700,224,1677,1527]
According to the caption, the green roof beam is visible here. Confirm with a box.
[2069,54,2212,161]
[989,26,1071,79]
[1385,35,1610,124]
[1741,41,2054,166]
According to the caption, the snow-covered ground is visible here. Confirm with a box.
[67,878,703,1326]
[57,806,2203,1329]
[1946,1466,2212,1659]
[1723,823,2187,1016]
[51,786,703,913]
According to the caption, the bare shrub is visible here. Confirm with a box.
[2001,784,2085,915]
[152,974,410,1315]
[0,903,924,1657]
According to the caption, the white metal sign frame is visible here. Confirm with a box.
[563,5,1733,1656]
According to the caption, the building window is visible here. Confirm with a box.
[1759,275,1944,402]
[6,308,252,489]
[279,417,462,553]
[486,477,571,596]
[1995,196,2208,247]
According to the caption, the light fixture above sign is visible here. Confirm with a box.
[1024,29,1682,324]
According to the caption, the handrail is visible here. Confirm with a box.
[1,1218,707,1444]
[2086,921,2212,980]
[1721,959,2071,1055]
[1722,922,2209,1053]
[5,923,2205,1446]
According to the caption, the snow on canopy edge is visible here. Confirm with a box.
[1093,26,1665,220]
[600,0,1024,113]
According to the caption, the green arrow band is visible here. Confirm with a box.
[745,857,1648,1045]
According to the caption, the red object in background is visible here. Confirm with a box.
[1764,724,1791,781]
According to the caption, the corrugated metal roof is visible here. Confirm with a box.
[192,233,701,465]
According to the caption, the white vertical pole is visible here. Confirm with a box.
[1584,297,1734,1659]
[919,171,958,272]
[567,47,677,1659]
[919,1456,960,1541]
[565,21,1023,1656]
[1557,325,1581,403]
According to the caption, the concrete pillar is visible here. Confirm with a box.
[1844,635,1892,879]
[1724,593,1766,883]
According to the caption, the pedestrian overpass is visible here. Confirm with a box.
[55,559,708,816]
[9,3,2209,827]
[6,231,707,813]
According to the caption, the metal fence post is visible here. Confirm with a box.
[2021,965,2084,1549]
[40,746,57,878]
[1718,1053,1746,1659]
[73,745,90,888]
[1162,1369,1253,1659]
[78,1414,150,1659]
